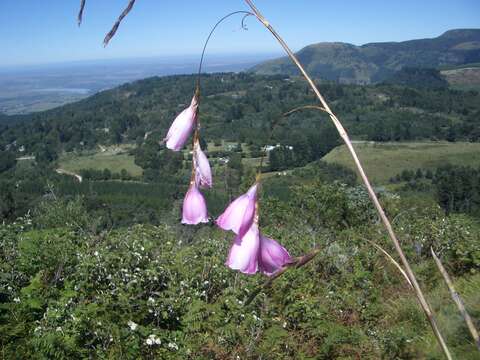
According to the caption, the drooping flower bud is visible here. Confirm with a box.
[181,183,208,225]
[225,221,291,276]
[194,139,212,188]
[259,235,292,276]
[165,95,198,151]
[216,183,257,238]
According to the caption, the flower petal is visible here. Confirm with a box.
[194,141,212,188]
[182,184,208,225]
[165,96,198,151]
[259,235,291,276]
[226,222,260,274]
[216,183,257,238]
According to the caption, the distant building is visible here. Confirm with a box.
[264,144,293,152]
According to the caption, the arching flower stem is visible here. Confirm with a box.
[243,0,451,358]
[196,11,254,90]
[192,11,254,183]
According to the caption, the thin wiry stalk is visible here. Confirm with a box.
[283,105,328,117]
[196,11,254,89]
[195,11,253,136]
[255,104,330,174]
[77,0,86,26]
[193,11,253,193]
[365,239,412,288]
[103,0,137,47]
[256,105,328,177]
[431,248,480,351]
[243,1,452,358]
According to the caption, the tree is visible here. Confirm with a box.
[0,151,15,173]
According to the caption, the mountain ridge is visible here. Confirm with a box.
[251,29,480,84]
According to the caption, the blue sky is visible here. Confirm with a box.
[1,0,479,67]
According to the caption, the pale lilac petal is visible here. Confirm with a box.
[182,184,208,225]
[226,222,260,274]
[165,96,198,151]
[216,183,257,238]
[259,235,292,276]
[194,142,212,188]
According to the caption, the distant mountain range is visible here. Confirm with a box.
[251,29,480,84]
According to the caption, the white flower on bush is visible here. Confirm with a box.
[145,334,161,346]
[168,342,178,351]
[128,320,138,331]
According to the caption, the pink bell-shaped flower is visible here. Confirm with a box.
[225,221,291,276]
[259,235,292,276]
[181,183,208,225]
[194,140,212,188]
[165,95,198,151]
[216,183,257,238]
[225,222,260,274]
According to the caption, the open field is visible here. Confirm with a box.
[59,147,142,177]
[58,141,266,181]
[442,68,480,91]
[323,141,480,184]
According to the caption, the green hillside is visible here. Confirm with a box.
[441,66,480,91]
[59,146,142,178]
[1,72,480,223]
[251,29,480,84]
[323,141,480,184]
[1,71,480,358]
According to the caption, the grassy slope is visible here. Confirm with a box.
[323,141,480,184]
[57,141,480,185]
[441,66,480,91]
[59,146,142,177]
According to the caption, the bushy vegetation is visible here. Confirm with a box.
[1,180,478,359]
[391,164,480,218]
[384,67,449,88]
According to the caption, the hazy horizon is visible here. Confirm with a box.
[0,52,280,115]
[0,51,282,72]
[1,0,479,67]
